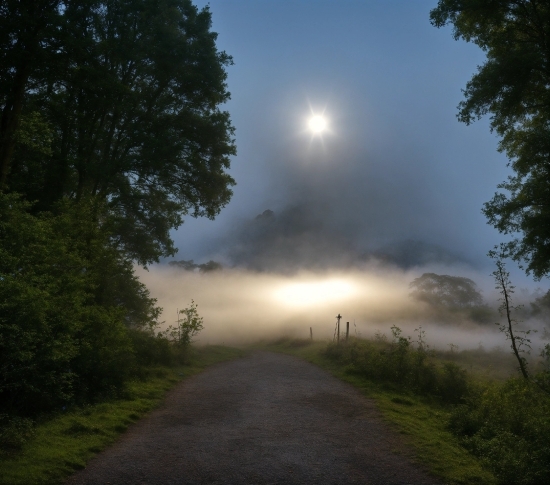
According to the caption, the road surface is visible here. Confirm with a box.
[66,351,442,484]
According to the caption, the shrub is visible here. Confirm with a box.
[449,379,550,485]
[0,194,163,415]
[0,414,35,453]
[323,328,469,404]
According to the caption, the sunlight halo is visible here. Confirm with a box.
[273,279,357,307]
[308,115,327,133]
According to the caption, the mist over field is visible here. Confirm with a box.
[138,260,548,351]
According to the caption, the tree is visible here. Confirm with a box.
[489,244,532,379]
[531,289,550,324]
[161,300,203,347]
[0,0,66,187]
[410,273,484,309]
[168,259,223,272]
[0,193,149,415]
[3,0,236,265]
[430,1,550,279]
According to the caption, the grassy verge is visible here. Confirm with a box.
[262,338,496,485]
[0,345,245,485]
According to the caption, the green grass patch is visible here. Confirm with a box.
[0,345,245,485]
[261,337,496,485]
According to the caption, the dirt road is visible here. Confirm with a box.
[66,352,442,484]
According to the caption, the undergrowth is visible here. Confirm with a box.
[0,345,245,485]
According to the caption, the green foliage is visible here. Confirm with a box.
[431,1,550,278]
[529,289,550,332]
[0,345,245,484]
[301,331,550,484]
[0,193,165,416]
[410,273,484,308]
[0,0,233,434]
[159,300,204,363]
[264,338,496,485]
[323,328,469,405]
[535,343,550,393]
[3,0,236,265]
[176,300,204,346]
[0,415,35,453]
[449,379,550,485]
[0,193,86,414]
[127,330,174,368]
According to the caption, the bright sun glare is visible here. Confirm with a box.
[273,279,356,307]
[308,115,327,133]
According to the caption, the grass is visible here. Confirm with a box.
[0,345,245,485]
[262,337,497,485]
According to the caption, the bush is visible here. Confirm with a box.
[323,328,470,404]
[324,327,550,483]
[128,329,174,367]
[0,414,35,453]
[0,194,164,415]
[449,379,550,485]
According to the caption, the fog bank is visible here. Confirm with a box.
[137,264,547,351]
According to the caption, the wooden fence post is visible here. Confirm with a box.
[346,322,349,341]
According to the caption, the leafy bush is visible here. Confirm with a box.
[323,327,470,404]
[0,194,164,416]
[0,194,85,414]
[158,300,204,363]
[0,414,35,453]
[449,379,550,485]
[128,329,174,368]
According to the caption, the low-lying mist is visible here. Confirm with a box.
[136,263,549,352]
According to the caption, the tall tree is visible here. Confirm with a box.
[409,273,483,309]
[3,0,235,265]
[0,0,66,187]
[430,1,550,279]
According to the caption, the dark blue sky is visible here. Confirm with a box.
[172,0,516,274]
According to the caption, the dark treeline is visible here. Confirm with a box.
[0,0,234,433]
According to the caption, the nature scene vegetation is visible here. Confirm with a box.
[429,3,550,480]
[0,0,235,459]
[2,1,550,485]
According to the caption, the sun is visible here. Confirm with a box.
[308,115,327,134]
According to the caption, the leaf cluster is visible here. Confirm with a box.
[449,378,550,485]
[431,1,550,278]
[3,0,236,265]
[0,193,161,419]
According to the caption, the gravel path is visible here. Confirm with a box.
[66,351,443,484]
